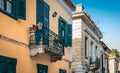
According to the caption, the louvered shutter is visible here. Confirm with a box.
[67,24,72,47]
[65,24,72,47]
[8,59,17,73]
[16,0,26,20]
[43,2,50,46]
[64,23,68,47]
[36,0,44,23]
[58,17,62,38]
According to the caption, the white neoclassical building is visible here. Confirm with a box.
[72,4,110,73]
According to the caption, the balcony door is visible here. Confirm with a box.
[37,64,48,73]
[36,0,49,28]
[36,0,50,46]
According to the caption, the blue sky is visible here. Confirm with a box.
[72,0,120,50]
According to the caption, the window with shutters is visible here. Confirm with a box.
[36,0,50,46]
[37,64,48,73]
[59,69,66,73]
[58,17,66,46]
[0,0,26,20]
[58,16,72,47]
[0,0,13,14]
[66,24,72,47]
[59,19,65,38]
[0,56,17,73]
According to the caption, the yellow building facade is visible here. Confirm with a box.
[0,0,75,73]
[109,53,119,73]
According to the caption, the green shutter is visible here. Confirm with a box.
[0,63,7,73]
[8,64,16,73]
[59,69,67,73]
[0,56,17,73]
[16,0,26,20]
[36,0,50,46]
[65,24,72,47]
[43,2,50,46]
[64,23,68,47]
[43,2,50,27]
[58,17,68,47]
[36,0,44,24]
[37,64,48,73]
[58,17,62,38]
[68,24,72,47]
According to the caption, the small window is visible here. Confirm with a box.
[95,46,98,56]
[0,0,13,15]
[0,0,4,10]
[59,18,65,39]
[58,17,66,46]
[90,42,93,56]
[6,0,12,14]
[37,64,48,73]
[0,0,26,19]
[58,16,72,47]
[59,69,66,73]
[0,55,17,73]
[85,36,88,58]
[90,42,93,64]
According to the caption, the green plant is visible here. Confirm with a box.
[111,49,120,57]
[38,22,43,25]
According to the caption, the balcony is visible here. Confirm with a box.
[89,56,100,70]
[102,67,109,73]
[29,25,64,62]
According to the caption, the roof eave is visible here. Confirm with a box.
[63,0,75,11]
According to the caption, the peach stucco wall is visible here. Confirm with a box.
[0,0,72,73]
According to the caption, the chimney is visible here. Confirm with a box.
[76,4,84,13]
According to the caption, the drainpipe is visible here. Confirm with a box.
[69,47,72,73]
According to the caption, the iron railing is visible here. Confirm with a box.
[89,56,100,70]
[29,26,64,56]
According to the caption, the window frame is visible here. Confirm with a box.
[90,41,93,64]
[0,55,17,73]
[59,69,67,73]
[85,36,88,58]
[37,64,48,73]
[95,45,98,56]
[58,16,66,39]
[58,16,72,47]
[0,0,26,20]
[0,0,16,19]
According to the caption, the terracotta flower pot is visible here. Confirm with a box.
[37,23,43,30]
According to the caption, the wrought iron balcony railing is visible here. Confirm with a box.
[101,67,110,73]
[29,25,64,58]
[89,56,100,70]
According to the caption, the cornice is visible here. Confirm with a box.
[99,41,111,53]
[57,0,75,15]
[73,12,103,39]
[0,34,28,48]
[63,0,75,11]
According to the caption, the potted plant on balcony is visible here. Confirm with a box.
[37,22,43,30]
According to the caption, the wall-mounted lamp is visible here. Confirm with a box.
[52,11,57,17]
